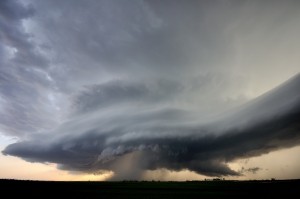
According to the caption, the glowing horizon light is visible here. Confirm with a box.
[1,0,300,181]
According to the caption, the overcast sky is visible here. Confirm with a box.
[1,0,300,180]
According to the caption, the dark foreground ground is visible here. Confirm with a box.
[1,179,300,198]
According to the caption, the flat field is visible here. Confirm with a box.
[1,179,299,198]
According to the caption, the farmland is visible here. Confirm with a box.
[1,179,299,198]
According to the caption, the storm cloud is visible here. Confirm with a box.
[1,0,300,180]
[3,74,300,179]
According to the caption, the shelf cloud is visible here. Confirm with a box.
[1,0,300,180]
[3,75,300,179]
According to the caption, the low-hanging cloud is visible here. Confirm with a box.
[240,167,262,174]
[3,74,300,179]
[1,0,300,180]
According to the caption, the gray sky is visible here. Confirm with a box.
[0,0,300,180]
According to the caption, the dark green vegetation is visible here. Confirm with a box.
[1,179,300,198]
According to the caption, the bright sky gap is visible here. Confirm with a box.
[0,0,300,180]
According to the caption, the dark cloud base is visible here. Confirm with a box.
[3,75,300,179]
[1,0,300,180]
[4,106,300,178]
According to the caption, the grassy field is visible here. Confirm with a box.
[1,179,300,198]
